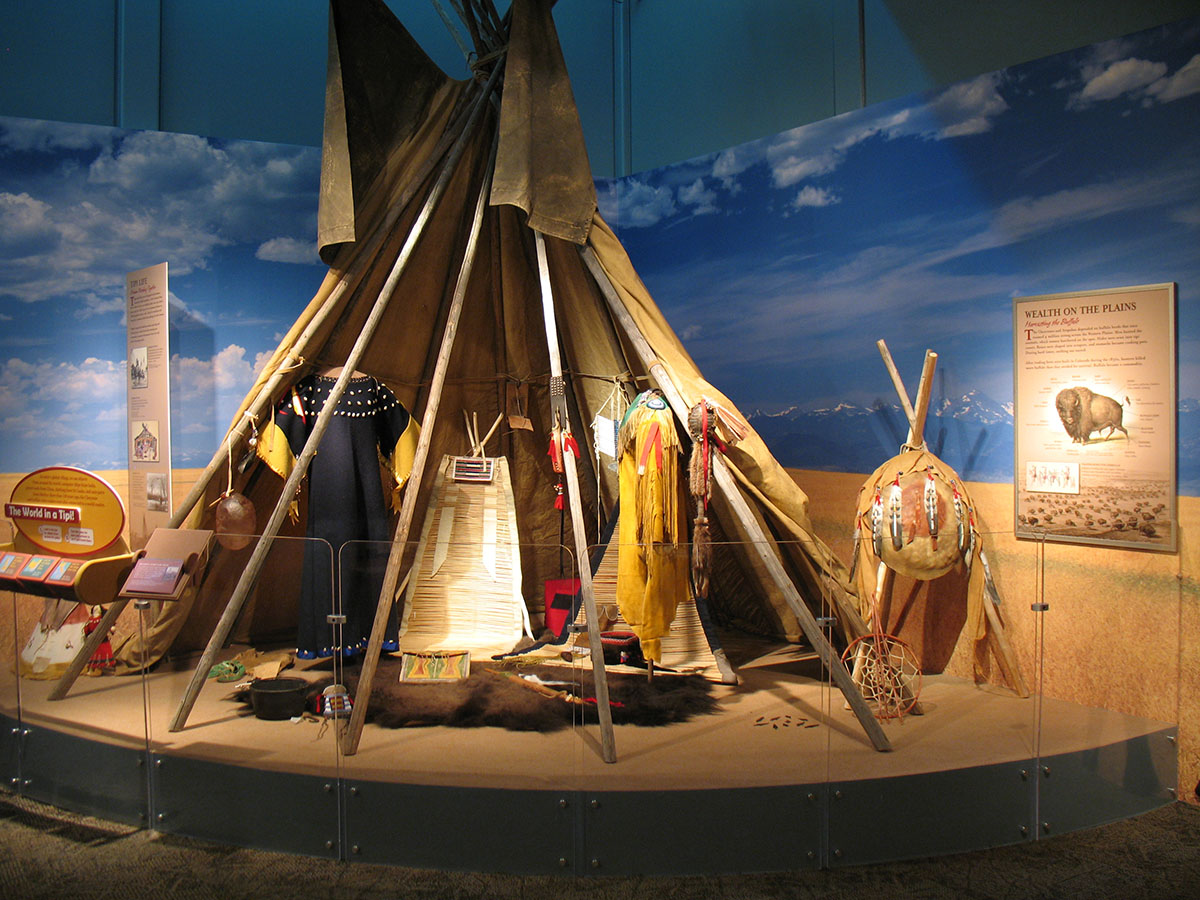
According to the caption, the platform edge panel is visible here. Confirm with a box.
[0,713,18,788]
[10,715,147,826]
[575,784,823,876]
[1036,727,1178,836]
[0,716,1181,875]
[150,752,341,860]
[343,779,579,874]
[826,759,1036,867]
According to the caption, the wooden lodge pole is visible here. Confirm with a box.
[535,231,617,763]
[340,126,500,756]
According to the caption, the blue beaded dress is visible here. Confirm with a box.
[273,373,412,656]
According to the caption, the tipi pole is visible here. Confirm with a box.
[580,247,891,752]
[167,61,503,733]
[339,126,499,756]
[536,232,617,763]
[875,341,936,449]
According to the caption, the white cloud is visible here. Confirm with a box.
[168,290,211,328]
[0,355,126,470]
[927,76,1010,137]
[0,128,320,312]
[0,343,269,472]
[604,178,677,228]
[792,186,839,209]
[88,131,226,192]
[678,178,718,216]
[0,192,58,259]
[212,344,255,390]
[1146,52,1200,103]
[76,291,126,320]
[711,144,761,191]
[1071,57,1168,107]
[610,72,1009,226]
[256,236,318,264]
[985,170,1191,245]
[761,74,1007,191]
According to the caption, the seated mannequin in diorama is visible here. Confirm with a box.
[257,366,418,659]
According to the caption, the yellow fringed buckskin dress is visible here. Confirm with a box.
[615,392,689,663]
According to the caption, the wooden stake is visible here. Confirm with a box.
[581,246,890,752]
[536,231,617,763]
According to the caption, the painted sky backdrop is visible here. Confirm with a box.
[0,121,327,470]
[601,19,1200,415]
[1,19,1198,490]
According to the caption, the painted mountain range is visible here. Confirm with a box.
[750,391,1200,492]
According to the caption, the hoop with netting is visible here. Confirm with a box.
[841,631,923,720]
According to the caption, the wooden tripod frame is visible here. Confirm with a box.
[874,340,1029,698]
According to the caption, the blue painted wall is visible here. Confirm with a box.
[2,1,1198,175]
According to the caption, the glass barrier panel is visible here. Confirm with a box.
[138,533,340,855]
[5,536,167,822]
[337,539,581,874]
[820,524,1043,866]
[552,537,819,874]
[1,520,21,786]
[1035,531,1181,836]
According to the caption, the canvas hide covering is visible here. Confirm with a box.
[116,0,863,671]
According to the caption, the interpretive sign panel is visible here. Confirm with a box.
[5,466,126,554]
[1013,283,1176,551]
[126,262,172,548]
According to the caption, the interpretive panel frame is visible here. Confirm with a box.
[1013,283,1176,551]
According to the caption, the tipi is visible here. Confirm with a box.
[57,0,891,758]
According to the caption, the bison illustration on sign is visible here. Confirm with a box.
[1055,386,1128,443]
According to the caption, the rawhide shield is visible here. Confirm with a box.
[858,452,965,580]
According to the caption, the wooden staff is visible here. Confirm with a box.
[877,339,1026,699]
[536,231,617,762]
[580,246,890,752]
[168,60,504,734]
[339,120,501,756]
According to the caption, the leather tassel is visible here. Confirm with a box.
[692,516,711,598]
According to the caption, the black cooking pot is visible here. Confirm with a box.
[249,677,310,720]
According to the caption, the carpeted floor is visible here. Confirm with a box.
[1,792,1199,899]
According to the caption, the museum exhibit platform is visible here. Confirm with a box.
[0,529,1178,878]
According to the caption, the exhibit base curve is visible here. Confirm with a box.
[0,662,1176,876]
